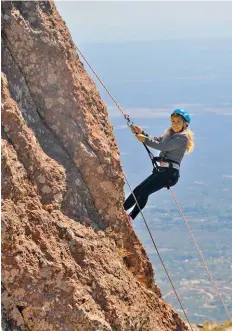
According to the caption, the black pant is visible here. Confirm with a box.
[123,168,179,219]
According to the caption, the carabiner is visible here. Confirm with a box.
[124,114,134,128]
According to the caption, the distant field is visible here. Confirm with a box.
[80,39,232,323]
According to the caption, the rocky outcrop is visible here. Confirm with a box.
[1,1,188,330]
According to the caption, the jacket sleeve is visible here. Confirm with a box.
[144,134,188,152]
[142,130,162,142]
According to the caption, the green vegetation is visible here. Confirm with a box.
[202,320,232,330]
[135,211,232,323]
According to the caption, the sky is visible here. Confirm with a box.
[55,1,232,43]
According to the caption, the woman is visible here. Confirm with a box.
[123,109,194,221]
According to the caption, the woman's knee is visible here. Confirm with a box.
[167,172,179,187]
[138,188,149,204]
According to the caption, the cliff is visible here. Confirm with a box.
[1,1,188,330]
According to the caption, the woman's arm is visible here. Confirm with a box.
[131,126,162,141]
[144,134,187,151]
[144,134,162,142]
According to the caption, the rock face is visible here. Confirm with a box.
[1,1,188,330]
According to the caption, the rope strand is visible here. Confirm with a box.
[76,46,193,329]
[77,47,126,118]
[76,45,231,324]
[125,179,193,329]
[170,188,232,321]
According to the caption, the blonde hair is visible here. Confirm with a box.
[164,125,194,154]
[184,128,194,154]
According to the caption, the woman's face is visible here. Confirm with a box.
[171,115,184,132]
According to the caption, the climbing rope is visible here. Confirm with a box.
[76,46,193,329]
[170,189,232,321]
[76,46,231,324]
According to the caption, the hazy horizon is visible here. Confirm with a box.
[55,1,232,43]
[54,1,232,323]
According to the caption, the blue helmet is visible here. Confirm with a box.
[171,109,191,123]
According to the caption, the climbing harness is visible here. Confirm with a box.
[126,114,180,189]
[76,46,232,324]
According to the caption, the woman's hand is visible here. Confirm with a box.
[136,134,146,143]
[131,125,143,134]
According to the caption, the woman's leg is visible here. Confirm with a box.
[123,173,155,211]
[129,170,171,219]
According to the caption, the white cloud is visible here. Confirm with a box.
[108,106,172,118]
[107,104,232,119]
[108,104,200,119]
[194,181,207,186]
[114,125,128,130]
[166,75,217,81]
[223,175,232,179]
[204,108,232,116]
